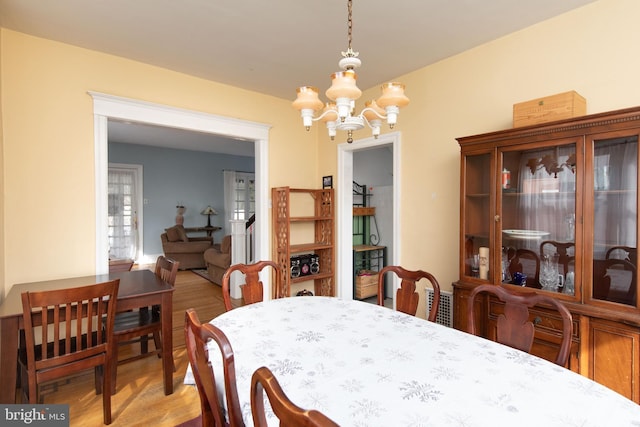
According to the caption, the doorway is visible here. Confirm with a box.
[90,92,271,276]
[337,132,401,302]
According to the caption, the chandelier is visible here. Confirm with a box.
[292,0,409,143]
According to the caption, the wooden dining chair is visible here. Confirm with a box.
[20,279,120,425]
[508,248,541,286]
[377,265,441,319]
[251,366,339,427]
[109,255,179,393]
[466,284,573,366]
[221,260,283,312]
[605,245,637,264]
[593,258,637,304]
[184,308,245,427]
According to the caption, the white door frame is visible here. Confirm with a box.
[89,92,271,279]
[337,131,401,300]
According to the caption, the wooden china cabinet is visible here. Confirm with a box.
[453,106,640,403]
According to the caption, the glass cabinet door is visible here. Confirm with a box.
[591,134,638,307]
[500,141,578,295]
[462,152,492,280]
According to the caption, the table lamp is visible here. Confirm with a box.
[201,206,217,227]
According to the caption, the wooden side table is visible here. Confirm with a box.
[184,226,221,237]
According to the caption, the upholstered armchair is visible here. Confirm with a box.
[204,235,232,285]
[161,225,213,270]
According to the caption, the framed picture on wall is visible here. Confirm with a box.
[322,175,333,189]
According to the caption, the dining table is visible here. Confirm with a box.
[0,269,174,404]
[184,296,640,426]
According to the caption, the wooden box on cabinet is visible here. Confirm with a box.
[513,90,586,127]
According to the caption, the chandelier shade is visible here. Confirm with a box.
[377,82,410,109]
[325,70,362,101]
[292,0,409,143]
[292,86,324,111]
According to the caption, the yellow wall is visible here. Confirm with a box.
[0,27,5,298]
[319,0,640,317]
[0,29,315,295]
[2,0,639,319]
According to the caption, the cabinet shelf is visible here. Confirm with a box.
[289,243,333,253]
[290,216,333,222]
[290,271,333,284]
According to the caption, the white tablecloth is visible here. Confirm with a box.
[185,296,640,426]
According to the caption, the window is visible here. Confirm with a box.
[223,170,255,234]
[233,173,255,221]
[108,165,140,260]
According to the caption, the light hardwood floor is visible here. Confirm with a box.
[26,268,226,426]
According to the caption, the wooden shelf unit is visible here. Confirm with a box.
[272,187,335,297]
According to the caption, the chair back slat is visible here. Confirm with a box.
[251,366,339,427]
[21,279,119,424]
[155,255,179,286]
[377,265,441,319]
[221,260,282,311]
[184,308,245,427]
[467,284,573,367]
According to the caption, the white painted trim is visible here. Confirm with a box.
[94,115,109,274]
[89,92,271,286]
[337,132,401,302]
[229,220,246,299]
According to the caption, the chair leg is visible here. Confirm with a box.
[95,366,102,395]
[102,361,112,424]
[140,335,149,354]
[110,344,119,395]
[152,331,176,372]
[27,376,38,404]
[152,332,161,358]
[19,363,30,404]
[139,307,150,354]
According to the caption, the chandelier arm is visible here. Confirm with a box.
[359,107,387,122]
[310,109,338,123]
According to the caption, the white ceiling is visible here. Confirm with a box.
[0,0,597,154]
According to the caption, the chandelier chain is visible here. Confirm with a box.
[347,0,353,50]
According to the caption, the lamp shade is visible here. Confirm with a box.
[201,206,217,215]
[376,82,410,108]
[292,86,324,111]
[325,70,362,101]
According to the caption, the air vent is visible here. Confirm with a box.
[426,288,453,328]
